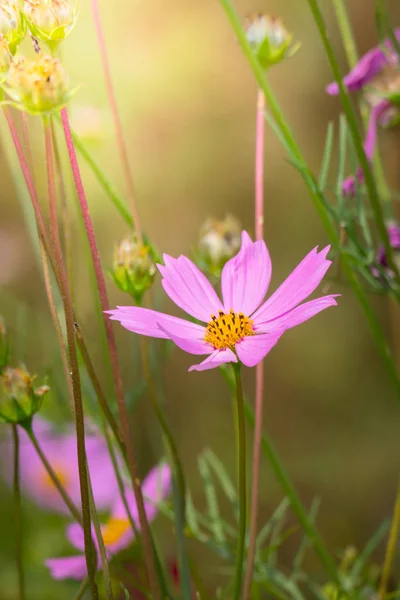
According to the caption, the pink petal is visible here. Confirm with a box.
[252,246,332,324]
[66,524,85,552]
[236,331,285,367]
[45,556,88,581]
[256,296,339,331]
[107,306,205,340]
[159,255,223,322]
[221,231,272,315]
[326,46,389,95]
[157,323,211,355]
[142,463,172,522]
[188,348,237,372]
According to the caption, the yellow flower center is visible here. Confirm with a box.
[39,464,69,495]
[101,517,131,546]
[204,310,254,350]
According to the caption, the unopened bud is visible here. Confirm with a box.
[0,317,10,374]
[22,0,78,48]
[3,54,71,114]
[0,366,49,425]
[0,37,11,84]
[111,236,157,303]
[245,14,298,68]
[196,214,242,277]
[0,1,26,53]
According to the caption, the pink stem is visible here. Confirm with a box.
[3,109,53,267]
[60,107,160,600]
[243,89,266,600]
[90,0,143,243]
[255,91,265,240]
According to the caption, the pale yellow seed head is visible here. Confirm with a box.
[5,54,70,114]
[0,0,26,50]
[22,0,77,43]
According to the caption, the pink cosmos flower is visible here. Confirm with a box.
[2,418,120,514]
[107,232,338,371]
[45,463,171,580]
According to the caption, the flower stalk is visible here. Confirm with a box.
[378,479,400,599]
[232,362,247,600]
[90,0,143,242]
[60,106,161,600]
[243,87,266,600]
[44,113,99,599]
[23,423,82,524]
[12,424,25,600]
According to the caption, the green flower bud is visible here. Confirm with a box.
[22,0,78,49]
[0,366,49,425]
[0,37,12,83]
[321,583,340,600]
[196,214,242,277]
[3,54,72,114]
[0,317,10,374]
[0,1,26,53]
[245,14,299,69]
[111,236,157,303]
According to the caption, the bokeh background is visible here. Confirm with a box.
[1,0,400,598]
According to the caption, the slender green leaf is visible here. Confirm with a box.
[319,122,335,190]
[198,456,225,544]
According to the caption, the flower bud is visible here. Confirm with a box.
[196,214,242,277]
[372,221,400,281]
[0,37,12,83]
[0,317,10,374]
[364,64,400,127]
[0,1,26,53]
[0,366,49,425]
[3,54,71,114]
[111,236,157,303]
[245,14,298,68]
[22,0,77,48]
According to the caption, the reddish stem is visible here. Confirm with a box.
[60,107,160,600]
[243,89,266,600]
[44,117,99,599]
[90,0,143,243]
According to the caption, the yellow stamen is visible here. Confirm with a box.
[204,310,254,350]
[39,464,69,494]
[101,517,131,546]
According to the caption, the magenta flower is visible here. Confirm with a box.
[107,232,338,371]
[326,35,400,95]
[45,463,171,580]
[373,221,400,278]
[326,32,400,196]
[2,418,119,514]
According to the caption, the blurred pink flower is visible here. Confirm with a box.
[3,418,119,514]
[108,232,338,371]
[45,463,171,580]
[326,31,400,196]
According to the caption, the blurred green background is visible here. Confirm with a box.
[1,0,400,598]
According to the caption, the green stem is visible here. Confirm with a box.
[331,0,358,65]
[331,0,391,206]
[242,398,340,585]
[306,0,397,274]
[74,321,125,455]
[218,0,400,401]
[12,425,25,600]
[138,327,186,515]
[73,578,89,600]
[87,467,113,600]
[379,479,400,599]
[54,115,133,227]
[24,424,82,524]
[232,362,247,600]
[45,114,99,598]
